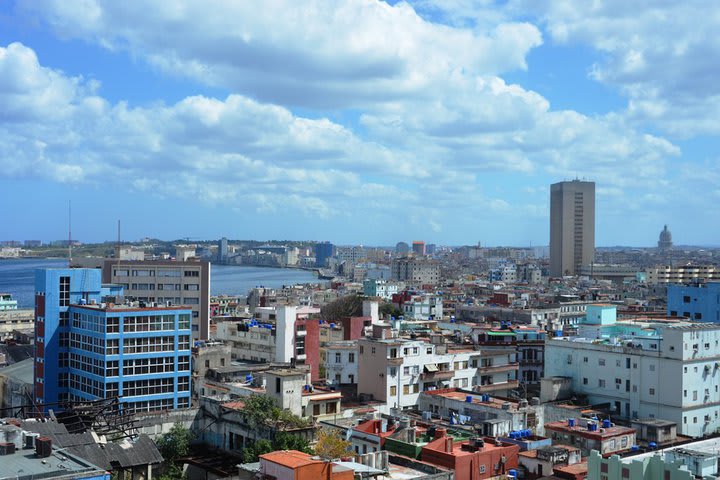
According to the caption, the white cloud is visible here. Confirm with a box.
[20,0,542,108]
[511,0,720,137]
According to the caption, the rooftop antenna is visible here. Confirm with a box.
[68,200,72,267]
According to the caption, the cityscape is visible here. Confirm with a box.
[1,2,719,480]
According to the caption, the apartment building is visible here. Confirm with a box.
[322,341,358,385]
[391,257,441,285]
[516,327,546,387]
[667,282,720,323]
[392,292,443,320]
[363,279,400,300]
[645,265,720,285]
[418,389,542,437]
[543,305,720,437]
[102,258,210,339]
[215,306,321,381]
[358,325,517,409]
[34,268,192,413]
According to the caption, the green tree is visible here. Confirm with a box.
[320,295,363,322]
[242,394,311,430]
[242,439,274,463]
[379,302,403,319]
[156,423,193,463]
[274,432,312,453]
[314,428,352,460]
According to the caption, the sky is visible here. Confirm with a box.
[0,1,718,247]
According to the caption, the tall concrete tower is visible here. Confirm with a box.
[550,180,595,277]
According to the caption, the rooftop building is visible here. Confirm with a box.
[543,304,720,437]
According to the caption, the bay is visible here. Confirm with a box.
[0,258,320,308]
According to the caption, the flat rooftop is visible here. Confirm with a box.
[421,389,522,411]
[621,437,720,464]
[0,448,108,480]
[545,421,635,439]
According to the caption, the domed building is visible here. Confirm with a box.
[658,225,673,251]
[395,241,410,254]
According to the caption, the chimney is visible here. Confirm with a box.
[0,442,16,455]
[35,436,52,458]
[434,427,447,439]
[445,437,454,453]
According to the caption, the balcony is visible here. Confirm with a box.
[420,370,454,381]
[478,362,519,374]
[473,380,519,393]
[387,357,404,366]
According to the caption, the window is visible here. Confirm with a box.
[599,358,606,366]
[583,357,588,363]
[335,353,342,363]
[275,378,281,393]
[326,402,337,414]
[649,388,655,395]
[598,379,606,388]
[184,270,200,277]
[183,284,200,291]
[403,384,410,395]
[59,276,70,307]
[349,353,355,363]
[313,404,321,416]
[626,358,631,369]
[693,391,698,401]
[390,386,397,396]
[683,296,691,303]
[649,364,655,371]
[583,378,588,385]
[427,347,433,354]
[567,355,573,365]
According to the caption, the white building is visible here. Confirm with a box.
[358,325,517,409]
[645,265,720,285]
[543,305,720,437]
[398,294,443,320]
[322,341,359,385]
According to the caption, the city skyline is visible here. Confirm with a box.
[1,1,718,246]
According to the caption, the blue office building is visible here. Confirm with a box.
[35,268,192,413]
[315,241,334,267]
[667,282,720,323]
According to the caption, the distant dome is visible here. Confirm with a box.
[658,225,673,250]
[396,241,410,254]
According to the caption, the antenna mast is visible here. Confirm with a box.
[68,201,72,267]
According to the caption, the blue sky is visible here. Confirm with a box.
[0,1,717,247]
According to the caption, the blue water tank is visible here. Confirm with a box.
[602,419,612,429]
[568,418,576,427]
[555,330,563,337]
[508,469,517,479]
[245,374,253,383]
[330,323,336,328]
[465,395,473,403]
[649,442,657,449]
[631,445,640,452]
